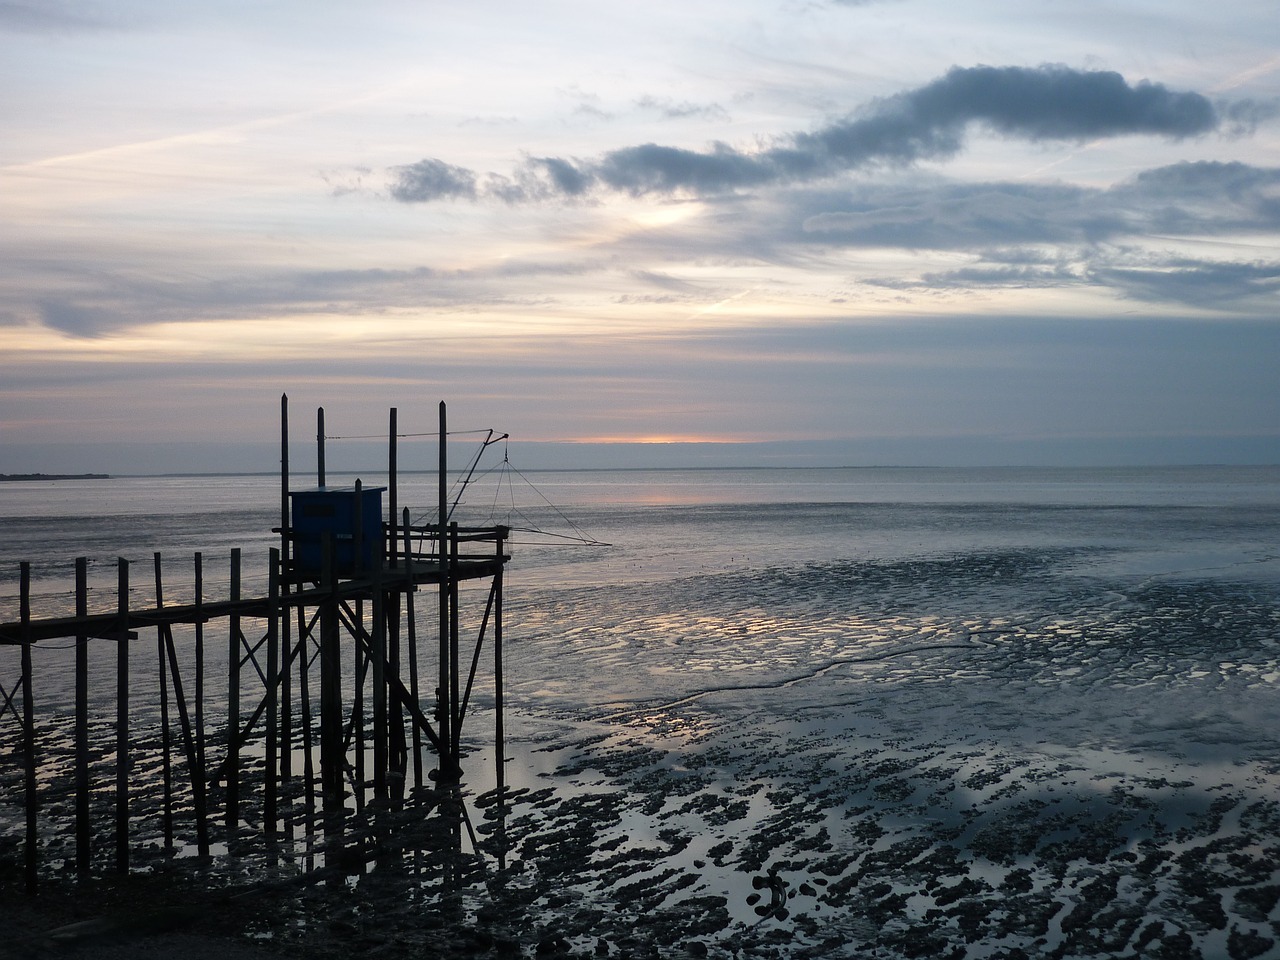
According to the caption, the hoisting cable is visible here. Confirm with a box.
[447,429,508,522]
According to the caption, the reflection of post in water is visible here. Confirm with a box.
[438,785,466,902]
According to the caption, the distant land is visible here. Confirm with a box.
[0,473,110,482]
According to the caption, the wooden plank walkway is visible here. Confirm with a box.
[0,555,506,645]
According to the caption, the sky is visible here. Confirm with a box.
[2,0,1279,473]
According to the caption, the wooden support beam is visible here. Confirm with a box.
[227,549,241,835]
[155,554,174,850]
[74,557,89,875]
[115,558,129,874]
[265,548,280,836]
[20,563,37,894]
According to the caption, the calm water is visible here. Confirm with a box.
[4,464,1278,724]
[3,463,1278,611]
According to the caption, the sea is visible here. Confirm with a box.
[3,465,1280,957]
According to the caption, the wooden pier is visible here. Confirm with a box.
[0,399,511,894]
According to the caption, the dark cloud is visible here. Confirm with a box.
[388,158,478,202]
[1116,161,1280,227]
[891,64,1216,141]
[0,1,129,33]
[800,181,1114,249]
[918,264,1083,289]
[593,142,779,195]
[781,161,1280,308]
[38,300,120,337]
[527,156,594,197]
[390,65,1231,203]
[795,161,1280,251]
[1095,258,1280,306]
[1217,97,1280,137]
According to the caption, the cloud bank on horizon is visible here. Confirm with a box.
[2,1,1279,468]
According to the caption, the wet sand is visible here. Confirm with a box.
[7,534,1280,957]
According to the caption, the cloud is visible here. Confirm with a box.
[389,65,1229,204]
[388,158,478,202]
[786,161,1280,308]
[1118,160,1280,221]
[1216,97,1280,137]
[1095,258,1280,306]
[0,1,131,33]
[916,263,1083,290]
[38,300,122,337]
[800,181,1112,248]
[797,161,1280,250]
[635,96,731,123]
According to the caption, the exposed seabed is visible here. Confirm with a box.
[6,547,1280,958]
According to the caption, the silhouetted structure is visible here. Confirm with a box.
[0,399,510,893]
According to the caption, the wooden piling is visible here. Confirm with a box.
[155,554,174,850]
[387,589,405,778]
[449,523,461,772]
[20,563,37,894]
[194,553,205,814]
[389,408,398,569]
[161,619,208,858]
[265,548,280,836]
[74,557,90,875]
[280,394,293,790]
[115,558,129,874]
[317,406,326,488]
[438,402,451,776]
[371,566,387,799]
[319,536,342,805]
[495,529,506,800]
[353,591,367,798]
[403,508,423,788]
[227,548,241,835]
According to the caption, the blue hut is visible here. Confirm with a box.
[290,484,385,577]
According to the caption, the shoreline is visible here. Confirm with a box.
[0,473,111,482]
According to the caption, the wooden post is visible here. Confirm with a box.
[152,595,208,860]
[437,402,451,775]
[319,535,342,804]
[227,548,241,836]
[387,588,405,778]
[371,570,387,799]
[115,557,130,874]
[403,508,423,788]
[161,622,208,858]
[389,408,398,569]
[20,563,37,894]
[194,553,205,824]
[317,406,326,488]
[74,557,90,875]
[354,478,364,577]
[449,523,461,773]
[494,529,506,799]
[280,394,293,791]
[354,591,367,798]
[154,554,174,850]
[265,547,280,836]
[298,602,317,830]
